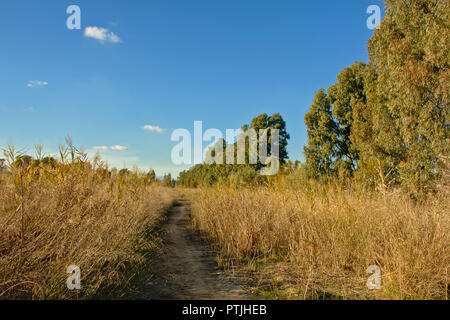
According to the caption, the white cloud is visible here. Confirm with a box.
[84,26,121,43]
[143,125,164,133]
[27,80,48,88]
[110,145,128,151]
[93,145,128,151]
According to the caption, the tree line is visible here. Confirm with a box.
[177,113,290,187]
[304,0,448,193]
[178,0,449,194]
[2,1,447,193]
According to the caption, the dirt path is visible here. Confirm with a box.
[143,199,254,300]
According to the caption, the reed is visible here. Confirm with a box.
[0,142,175,299]
[184,182,449,299]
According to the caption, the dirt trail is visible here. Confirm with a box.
[143,199,254,300]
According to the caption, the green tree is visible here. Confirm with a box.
[303,89,339,177]
[328,62,367,176]
[268,113,290,165]
[368,0,449,192]
[351,65,406,189]
[162,173,175,187]
[245,113,290,166]
[146,168,156,184]
[179,113,291,187]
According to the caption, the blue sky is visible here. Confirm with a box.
[0,0,384,176]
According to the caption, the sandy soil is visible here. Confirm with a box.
[143,199,255,300]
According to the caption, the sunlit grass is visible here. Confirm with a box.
[184,180,449,300]
[0,141,176,299]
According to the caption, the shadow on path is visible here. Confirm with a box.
[143,199,255,300]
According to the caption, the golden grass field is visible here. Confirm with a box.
[0,145,175,299]
[1,143,448,300]
[184,182,449,300]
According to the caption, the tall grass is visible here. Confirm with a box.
[0,143,175,299]
[184,182,449,299]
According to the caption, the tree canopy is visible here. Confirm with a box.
[304,0,449,192]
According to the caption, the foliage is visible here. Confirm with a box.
[303,89,339,178]
[303,0,449,193]
[162,173,175,188]
[368,0,449,192]
[178,113,290,187]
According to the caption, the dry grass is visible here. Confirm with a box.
[184,183,449,300]
[0,144,176,299]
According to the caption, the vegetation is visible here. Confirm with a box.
[304,0,449,194]
[178,112,289,188]
[0,0,447,301]
[180,0,449,194]
[0,140,176,299]
[180,0,449,300]
[184,181,448,299]
[162,173,176,188]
